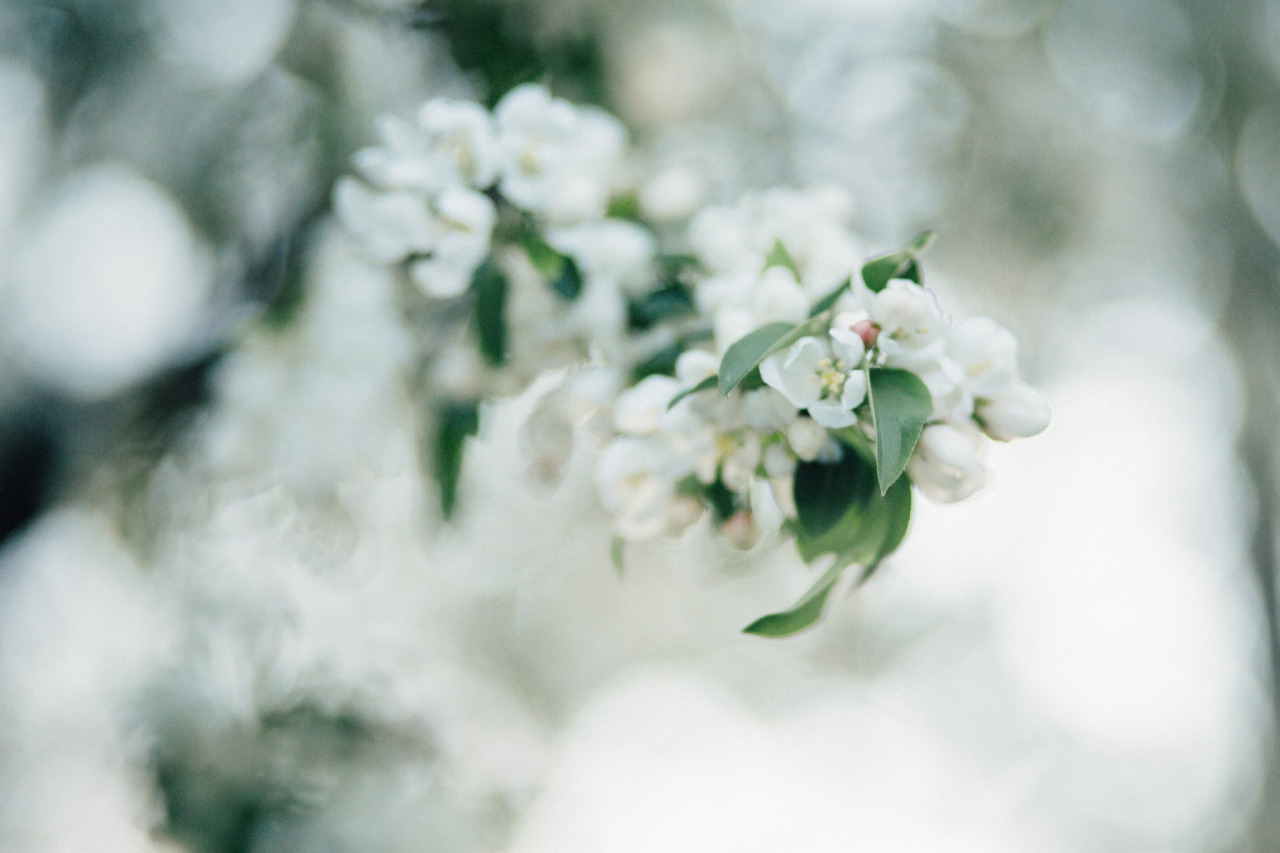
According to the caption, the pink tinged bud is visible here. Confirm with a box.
[852,319,879,349]
[721,511,759,550]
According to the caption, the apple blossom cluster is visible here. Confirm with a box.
[336,84,1049,634]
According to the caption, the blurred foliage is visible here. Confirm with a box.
[428,0,608,108]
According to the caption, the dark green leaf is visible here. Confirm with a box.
[551,257,583,300]
[433,401,480,519]
[628,282,696,331]
[793,471,908,571]
[704,478,736,522]
[809,276,851,317]
[859,479,912,584]
[656,253,701,282]
[471,258,508,366]
[519,233,583,301]
[867,367,932,494]
[860,230,934,293]
[793,450,868,539]
[666,375,718,410]
[861,251,917,293]
[743,562,844,637]
[520,232,563,278]
[631,329,714,383]
[764,239,800,277]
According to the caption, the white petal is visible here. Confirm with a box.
[809,401,857,429]
[829,327,865,366]
[840,370,867,410]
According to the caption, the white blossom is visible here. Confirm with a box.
[408,187,495,298]
[596,437,695,540]
[333,177,433,265]
[759,333,866,429]
[907,422,986,504]
[547,219,656,296]
[688,187,863,300]
[613,375,681,435]
[417,98,501,188]
[762,441,797,478]
[495,84,627,224]
[976,381,1051,441]
[869,279,947,356]
[946,317,1020,399]
[740,387,797,434]
[353,101,499,193]
[786,416,828,461]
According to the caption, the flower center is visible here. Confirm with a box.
[817,358,848,398]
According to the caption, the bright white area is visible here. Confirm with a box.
[147,0,298,85]
[2,164,213,399]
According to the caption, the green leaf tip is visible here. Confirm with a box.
[743,563,843,638]
[432,401,481,519]
[764,239,800,277]
[859,230,935,293]
[666,375,718,410]
[809,276,851,317]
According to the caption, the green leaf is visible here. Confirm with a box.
[743,562,844,637]
[717,314,833,395]
[793,471,909,572]
[666,375,718,410]
[867,367,932,494]
[793,450,867,539]
[766,446,913,634]
[521,232,583,301]
[606,192,641,222]
[550,256,583,300]
[471,258,508,366]
[717,322,794,394]
[861,252,917,293]
[909,230,936,252]
[433,401,480,519]
[520,232,563,278]
[830,426,875,464]
[704,478,737,522]
[809,276,851,317]
[764,239,800,276]
[860,230,935,293]
[611,536,626,574]
[628,282,696,331]
[859,479,912,584]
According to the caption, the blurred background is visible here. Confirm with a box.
[0,0,1278,851]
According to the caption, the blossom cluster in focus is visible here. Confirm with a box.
[335,84,1050,634]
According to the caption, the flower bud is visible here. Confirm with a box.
[762,442,797,478]
[786,416,827,461]
[721,511,759,549]
[976,382,1050,441]
[907,422,986,504]
[852,319,879,349]
[666,496,705,536]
